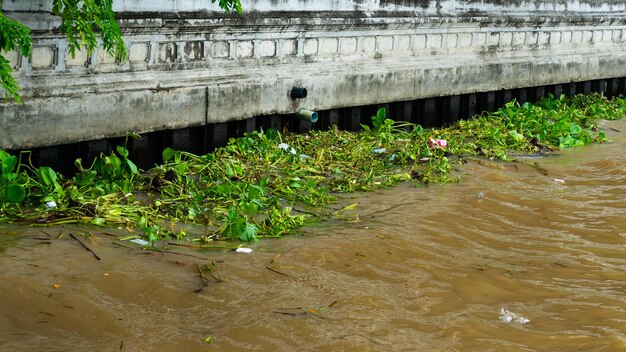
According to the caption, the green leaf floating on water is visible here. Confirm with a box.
[5,184,25,203]
[509,130,524,141]
[162,147,177,163]
[239,222,258,242]
[1,155,17,175]
[569,123,582,134]
[37,166,58,186]
[125,159,138,174]
[116,146,129,158]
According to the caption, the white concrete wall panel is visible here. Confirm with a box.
[2,0,626,148]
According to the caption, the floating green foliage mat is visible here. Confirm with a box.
[1,93,624,242]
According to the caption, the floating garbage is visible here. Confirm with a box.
[44,200,57,210]
[477,192,484,199]
[278,143,296,154]
[372,148,387,154]
[299,154,312,160]
[499,308,530,324]
[429,138,448,149]
[554,178,565,184]
[235,247,253,253]
[130,239,149,246]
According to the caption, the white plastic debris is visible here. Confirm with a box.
[554,178,565,184]
[428,138,448,149]
[372,148,387,154]
[130,239,149,246]
[477,192,484,199]
[235,247,253,253]
[299,154,312,160]
[44,200,57,209]
[278,143,296,154]
[499,308,530,324]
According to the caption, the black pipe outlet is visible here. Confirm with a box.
[291,87,308,99]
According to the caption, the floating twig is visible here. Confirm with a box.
[273,301,337,316]
[112,242,134,249]
[148,248,208,260]
[519,160,549,175]
[198,261,223,283]
[100,232,120,238]
[266,266,290,277]
[269,254,281,265]
[168,242,240,250]
[69,233,101,261]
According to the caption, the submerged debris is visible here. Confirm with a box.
[130,239,149,246]
[499,308,530,324]
[0,93,624,243]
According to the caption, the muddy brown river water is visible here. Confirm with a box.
[1,119,625,352]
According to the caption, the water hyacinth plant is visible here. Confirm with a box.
[0,93,624,242]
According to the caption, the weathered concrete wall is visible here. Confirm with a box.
[2,0,626,149]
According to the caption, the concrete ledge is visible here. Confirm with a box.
[1,87,206,149]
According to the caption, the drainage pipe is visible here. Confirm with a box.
[295,109,318,123]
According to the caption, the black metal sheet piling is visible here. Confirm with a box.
[271,115,283,131]
[36,147,62,174]
[171,128,193,153]
[340,106,362,131]
[422,98,436,128]
[485,91,497,112]
[503,89,513,105]
[362,105,379,128]
[258,115,283,132]
[448,95,461,124]
[128,133,153,169]
[435,97,448,126]
[204,122,228,151]
[328,109,339,128]
[85,139,108,161]
[291,119,313,133]
[607,78,619,97]
[461,93,477,119]
[516,88,528,105]
[238,118,256,135]
[619,77,626,96]
[534,86,546,101]
[564,82,577,97]
[577,81,592,95]
[397,101,413,123]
